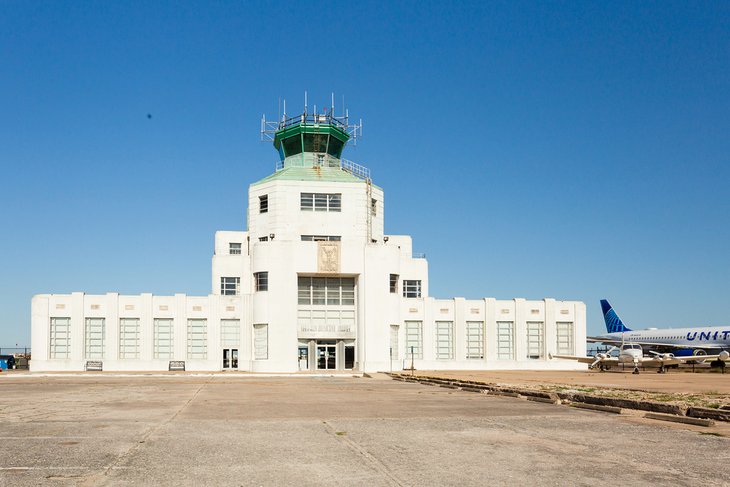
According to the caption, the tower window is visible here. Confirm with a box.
[300,193,341,212]
[403,280,421,298]
[301,235,341,242]
[259,195,268,213]
[229,243,242,255]
[221,277,240,295]
[371,198,377,216]
[389,274,399,293]
[254,272,268,292]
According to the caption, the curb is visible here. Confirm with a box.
[644,412,715,427]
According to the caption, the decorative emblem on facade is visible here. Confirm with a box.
[317,241,340,273]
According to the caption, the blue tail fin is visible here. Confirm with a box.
[600,299,631,333]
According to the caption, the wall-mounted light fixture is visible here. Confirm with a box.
[383,236,389,243]
[269,233,275,240]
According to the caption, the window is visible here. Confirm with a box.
[497,321,514,360]
[221,319,240,347]
[254,324,268,360]
[259,194,268,213]
[119,318,140,359]
[221,277,240,295]
[526,321,544,359]
[403,280,422,298]
[435,321,454,360]
[371,198,377,216]
[229,242,242,255]
[154,318,174,359]
[254,272,268,292]
[466,321,484,359]
[85,318,105,359]
[389,274,399,293]
[298,277,355,306]
[556,322,574,355]
[390,325,399,360]
[50,317,71,359]
[300,192,341,212]
[405,321,423,359]
[187,319,207,359]
[301,235,341,241]
[258,236,269,242]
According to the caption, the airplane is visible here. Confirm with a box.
[550,340,730,374]
[588,299,730,362]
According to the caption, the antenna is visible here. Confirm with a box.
[331,92,335,115]
[283,99,286,120]
[304,91,308,115]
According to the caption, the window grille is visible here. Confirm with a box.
[119,318,140,359]
[402,280,422,298]
[435,321,454,360]
[85,318,105,359]
[466,321,484,359]
[297,277,355,306]
[221,319,240,347]
[259,194,268,213]
[229,242,242,255]
[50,317,71,359]
[254,272,268,292]
[390,325,399,360]
[405,321,423,359]
[556,322,574,355]
[497,321,514,360]
[221,277,240,295]
[526,321,544,359]
[154,318,174,359]
[187,319,207,359]
[254,324,268,360]
[371,198,377,216]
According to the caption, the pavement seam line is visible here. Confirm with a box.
[322,421,405,487]
[80,377,212,487]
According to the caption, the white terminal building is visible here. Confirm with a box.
[31,104,586,372]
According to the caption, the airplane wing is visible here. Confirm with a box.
[549,354,619,366]
[587,336,721,350]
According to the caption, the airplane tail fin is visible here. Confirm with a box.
[600,299,632,333]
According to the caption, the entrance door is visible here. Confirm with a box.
[316,342,337,370]
[222,348,238,369]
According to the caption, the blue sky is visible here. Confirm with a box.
[1,1,729,346]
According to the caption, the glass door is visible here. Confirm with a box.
[222,348,238,369]
[316,342,337,370]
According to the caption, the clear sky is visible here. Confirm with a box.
[1,1,729,346]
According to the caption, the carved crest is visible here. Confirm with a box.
[317,241,340,273]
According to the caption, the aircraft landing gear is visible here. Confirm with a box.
[632,367,640,374]
[657,365,666,374]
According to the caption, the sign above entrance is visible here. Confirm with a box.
[317,241,340,273]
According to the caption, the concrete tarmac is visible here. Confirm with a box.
[1,375,729,486]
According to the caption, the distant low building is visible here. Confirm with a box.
[31,106,585,372]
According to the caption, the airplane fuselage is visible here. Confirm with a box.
[597,326,730,351]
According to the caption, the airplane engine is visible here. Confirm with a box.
[692,349,707,364]
[719,351,730,362]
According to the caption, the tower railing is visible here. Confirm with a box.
[274,158,371,181]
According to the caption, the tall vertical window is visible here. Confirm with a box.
[229,242,242,255]
[254,272,268,291]
[85,318,105,359]
[300,192,341,212]
[466,321,484,359]
[556,322,574,355]
[371,198,377,216]
[402,280,422,298]
[119,318,140,359]
[254,324,268,360]
[187,319,207,359]
[259,194,268,213]
[435,321,454,360]
[497,321,514,360]
[50,317,71,359]
[526,321,544,359]
[405,321,423,359]
[390,325,399,360]
[221,319,240,348]
[221,277,240,295]
[389,274,399,293]
[154,318,174,359]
